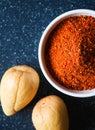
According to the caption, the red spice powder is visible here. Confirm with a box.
[45,16,95,90]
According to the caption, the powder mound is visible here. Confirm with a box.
[45,16,95,90]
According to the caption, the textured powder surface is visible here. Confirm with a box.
[45,16,95,90]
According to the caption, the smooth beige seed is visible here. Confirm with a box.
[0,65,40,116]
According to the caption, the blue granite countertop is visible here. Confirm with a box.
[0,0,95,130]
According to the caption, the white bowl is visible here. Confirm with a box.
[38,9,95,98]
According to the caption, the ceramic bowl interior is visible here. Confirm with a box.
[38,9,95,98]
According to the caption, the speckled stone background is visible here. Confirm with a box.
[0,0,95,130]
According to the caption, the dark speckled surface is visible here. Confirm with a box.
[0,0,95,130]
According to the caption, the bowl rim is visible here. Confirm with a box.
[38,9,95,98]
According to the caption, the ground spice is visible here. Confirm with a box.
[45,15,95,90]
